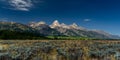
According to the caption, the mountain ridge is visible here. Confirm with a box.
[28,20,120,39]
[0,20,119,39]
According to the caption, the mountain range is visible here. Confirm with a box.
[0,20,119,39]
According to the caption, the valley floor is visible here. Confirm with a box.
[0,40,120,60]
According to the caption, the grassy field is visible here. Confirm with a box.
[0,40,120,60]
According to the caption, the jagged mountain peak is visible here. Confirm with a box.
[69,23,78,29]
[52,20,60,25]
[61,23,66,25]
[50,20,61,28]
[29,21,47,28]
[69,23,86,30]
[37,21,46,25]
[61,23,70,29]
[50,20,86,30]
[54,20,59,23]
[72,23,78,27]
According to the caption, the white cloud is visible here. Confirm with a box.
[0,0,44,11]
[84,19,91,22]
[8,0,33,11]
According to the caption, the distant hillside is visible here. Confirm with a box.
[0,30,48,40]
[0,22,47,39]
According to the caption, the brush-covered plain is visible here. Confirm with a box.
[0,40,120,60]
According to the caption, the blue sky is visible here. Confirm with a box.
[0,0,120,35]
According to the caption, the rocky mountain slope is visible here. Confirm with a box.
[0,21,47,39]
[28,21,62,36]
[0,21,35,32]
[0,21,119,39]
[49,20,119,39]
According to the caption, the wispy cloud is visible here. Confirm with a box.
[8,0,33,11]
[84,19,91,22]
[0,0,43,11]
